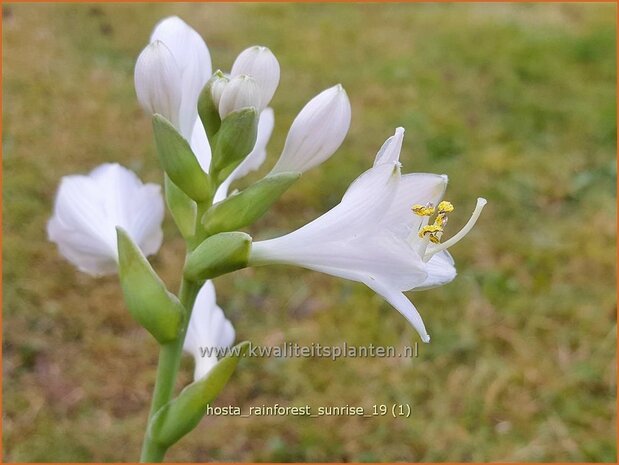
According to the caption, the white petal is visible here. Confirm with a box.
[214,107,274,202]
[373,127,404,166]
[364,280,431,343]
[252,162,400,254]
[218,74,261,118]
[184,281,236,381]
[258,232,427,292]
[134,41,183,129]
[271,84,351,174]
[231,46,280,109]
[382,173,448,238]
[127,184,165,257]
[415,250,456,290]
[150,16,212,139]
[47,164,165,277]
[189,117,212,173]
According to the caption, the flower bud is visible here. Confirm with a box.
[134,40,182,129]
[184,232,252,282]
[231,46,280,109]
[218,74,261,119]
[209,70,229,108]
[198,71,229,139]
[116,228,184,344]
[271,84,351,174]
[210,107,259,183]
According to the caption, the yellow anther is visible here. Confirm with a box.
[437,201,454,214]
[412,204,435,216]
[418,223,443,243]
[434,215,448,227]
[415,199,455,244]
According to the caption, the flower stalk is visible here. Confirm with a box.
[140,277,200,462]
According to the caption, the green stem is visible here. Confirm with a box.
[140,186,214,462]
[140,277,200,462]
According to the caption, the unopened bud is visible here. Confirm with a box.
[218,74,261,119]
[231,46,280,109]
[134,40,182,129]
[271,84,351,174]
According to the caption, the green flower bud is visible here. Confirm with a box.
[152,114,211,202]
[116,227,184,344]
[164,175,197,239]
[202,171,301,235]
[198,70,228,139]
[210,107,258,184]
[148,341,249,448]
[184,232,252,282]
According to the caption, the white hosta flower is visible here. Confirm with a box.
[271,84,351,174]
[218,74,262,119]
[231,46,280,110]
[214,107,275,202]
[183,281,235,381]
[47,164,165,277]
[251,128,486,342]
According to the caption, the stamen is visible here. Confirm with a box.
[418,224,442,243]
[437,201,454,214]
[412,203,435,216]
[423,197,487,262]
[416,199,453,245]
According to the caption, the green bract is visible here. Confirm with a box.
[210,107,258,183]
[148,341,249,448]
[153,114,212,202]
[202,171,301,235]
[164,175,197,239]
[116,228,184,344]
[184,232,252,282]
[198,73,225,139]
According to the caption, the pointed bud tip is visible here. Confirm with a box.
[333,83,348,96]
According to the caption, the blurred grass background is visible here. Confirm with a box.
[2,2,617,462]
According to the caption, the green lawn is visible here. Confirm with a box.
[3,2,616,462]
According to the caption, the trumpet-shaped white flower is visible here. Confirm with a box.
[47,164,165,277]
[218,74,262,119]
[271,84,351,174]
[183,281,235,381]
[231,46,280,110]
[251,128,486,342]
